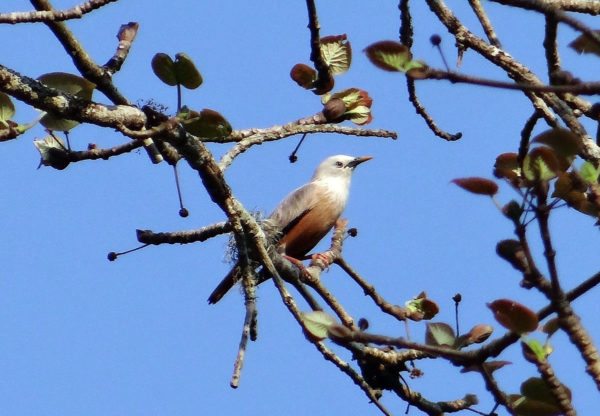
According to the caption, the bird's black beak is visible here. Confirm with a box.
[347,155,373,168]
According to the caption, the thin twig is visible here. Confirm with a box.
[490,0,600,48]
[518,111,542,166]
[228,213,255,389]
[478,364,514,413]
[468,0,502,47]
[406,78,463,141]
[543,15,561,82]
[335,257,408,322]
[424,68,600,96]
[399,0,413,47]
[305,0,334,93]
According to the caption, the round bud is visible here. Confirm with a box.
[430,34,442,46]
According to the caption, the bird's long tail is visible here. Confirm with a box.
[207,262,240,304]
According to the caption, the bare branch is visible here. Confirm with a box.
[68,140,143,162]
[30,0,128,105]
[103,22,139,75]
[136,222,231,245]
[423,68,600,96]
[491,0,600,41]
[0,64,146,129]
[425,0,600,161]
[219,124,396,170]
[0,0,117,24]
[523,342,575,416]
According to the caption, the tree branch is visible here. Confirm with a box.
[0,0,117,24]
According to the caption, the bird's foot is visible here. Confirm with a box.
[310,252,332,270]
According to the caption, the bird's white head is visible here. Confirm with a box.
[311,155,373,181]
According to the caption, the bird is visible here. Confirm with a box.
[207,154,372,304]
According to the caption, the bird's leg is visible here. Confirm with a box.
[282,254,314,283]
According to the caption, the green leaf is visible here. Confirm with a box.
[301,311,337,341]
[174,53,203,89]
[364,41,413,72]
[180,108,232,138]
[511,395,563,416]
[451,177,498,196]
[33,135,70,170]
[0,92,15,121]
[522,377,571,402]
[579,161,600,184]
[513,377,573,416]
[325,88,373,125]
[151,53,177,86]
[487,299,538,334]
[523,147,561,182]
[405,292,439,320]
[37,72,95,132]
[38,72,95,100]
[522,338,548,362]
[569,30,600,57]
[320,34,352,75]
[39,115,80,132]
[424,322,455,347]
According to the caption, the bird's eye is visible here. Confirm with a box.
[335,161,344,168]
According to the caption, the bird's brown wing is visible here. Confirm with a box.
[269,182,341,258]
[268,182,322,230]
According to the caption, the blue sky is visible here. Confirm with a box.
[1,1,599,415]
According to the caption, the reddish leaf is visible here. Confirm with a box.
[467,324,494,344]
[452,177,498,196]
[290,63,317,89]
[494,152,520,181]
[487,299,539,334]
[461,360,511,374]
[542,318,560,337]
